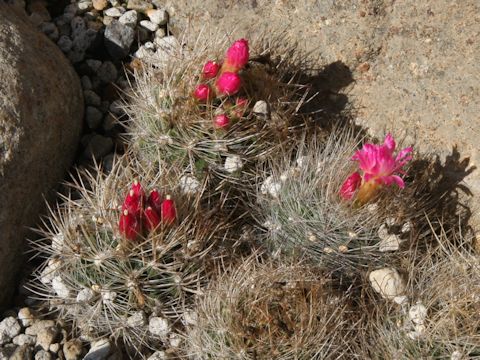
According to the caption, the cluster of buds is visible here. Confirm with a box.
[193,39,250,129]
[340,134,413,204]
[119,180,177,241]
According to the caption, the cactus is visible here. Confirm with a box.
[182,255,362,359]
[123,31,315,206]
[28,157,232,352]
[255,129,446,275]
[361,227,480,359]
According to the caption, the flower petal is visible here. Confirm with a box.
[384,133,396,152]
[380,175,405,188]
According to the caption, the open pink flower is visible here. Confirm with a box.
[216,72,241,96]
[222,39,249,73]
[193,84,212,102]
[202,60,220,79]
[352,134,412,188]
[340,172,362,200]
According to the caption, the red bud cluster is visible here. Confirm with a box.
[193,39,251,129]
[118,180,177,241]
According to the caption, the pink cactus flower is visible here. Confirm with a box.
[352,134,412,188]
[214,114,230,129]
[202,61,220,79]
[193,84,212,102]
[340,171,362,200]
[223,39,249,73]
[216,72,241,96]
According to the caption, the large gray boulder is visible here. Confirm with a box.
[168,0,480,229]
[0,4,83,308]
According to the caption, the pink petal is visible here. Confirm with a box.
[396,146,413,162]
[340,172,362,200]
[384,133,396,152]
[380,175,405,188]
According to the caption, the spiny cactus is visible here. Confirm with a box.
[362,227,480,359]
[123,31,314,204]
[28,157,232,352]
[255,129,446,275]
[181,255,362,359]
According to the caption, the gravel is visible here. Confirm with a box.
[104,19,135,60]
[0,0,175,356]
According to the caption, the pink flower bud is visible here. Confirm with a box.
[122,189,142,216]
[202,61,220,79]
[340,172,362,200]
[147,189,162,215]
[119,209,141,241]
[161,195,176,225]
[144,206,161,232]
[216,72,241,96]
[223,39,249,73]
[233,97,249,118]
[131,179,145,199]
[214,114,230,129]
[193,84,212,102]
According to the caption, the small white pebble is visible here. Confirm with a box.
[409,302,427,325]
[401,221,412,233]
[104,7,124,17]
[183,311,198,326]
[379,234,402,252]
[149,317,170,338]
[169,333,181,348]
[366,203,379,213]
[140,20,159,31]
[127,311,147,328]
[369,268,406,300]
[101,291,117,305]
[377,224,389,240]
[76,288,95,303]
[393,295,409,305]
[224,155,243,173]
[261,176,281,198]
[146,8,168,25]
[18,307,35,327]
[179,175,201,194]
[52,276,70,299]
[385,217,396,226]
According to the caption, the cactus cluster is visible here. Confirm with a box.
[29,159,231,352]
[124,32,312,204]
[255,130,439,275]
[182,256,362,360]
[362,228,480,359]
[28,31,479,359]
